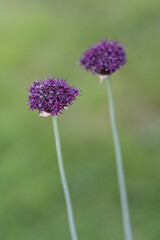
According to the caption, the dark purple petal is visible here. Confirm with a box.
[79,39,126,75]
[27,77,81,116]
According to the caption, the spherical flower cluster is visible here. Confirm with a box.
[28,77,81,116]
[79,39,126,76]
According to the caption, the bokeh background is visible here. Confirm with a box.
[0,0,160,239]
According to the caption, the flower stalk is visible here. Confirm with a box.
[106,77,133,240]
[52,116,78,240]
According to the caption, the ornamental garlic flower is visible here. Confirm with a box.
[79,39,126,76]
[27,77,81,116]
[79,39,133,240]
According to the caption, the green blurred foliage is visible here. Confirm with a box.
[0,0,160,239]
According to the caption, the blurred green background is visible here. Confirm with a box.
[0,0,160,239]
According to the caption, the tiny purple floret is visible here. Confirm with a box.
[79,39,126,75]
[27,77,81,116]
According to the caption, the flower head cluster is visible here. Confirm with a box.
[79,39,126,75]
[28,77,81,116]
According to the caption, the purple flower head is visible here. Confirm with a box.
[79,39,126,76]
[27,77,81,116]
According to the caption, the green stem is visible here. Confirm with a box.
[52,116,78,240]
[106,77,133,240]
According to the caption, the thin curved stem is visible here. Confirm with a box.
[52,116,78,240]
[106,77,133,240]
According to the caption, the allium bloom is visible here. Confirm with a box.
[28,77,80,116]
[79,39,126,75]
